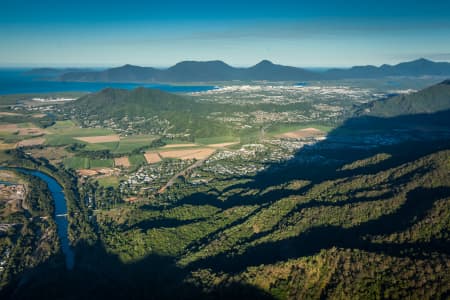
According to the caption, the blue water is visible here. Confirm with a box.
[0,180,14,186]
[0,69,218,95]
[6,167,75,270]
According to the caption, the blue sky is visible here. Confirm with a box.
[1,0,450,67]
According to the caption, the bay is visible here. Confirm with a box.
[0,69,218,95]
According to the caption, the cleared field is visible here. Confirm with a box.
[129,154,146,167]
[268,124,334,136]
[84,142,119,151]
[77,168,116,176]
[277,127,326,139]
[113,135,157,154]
[77,169,98,177]
[74,135,120,143]
[16,137,46,147]
[0,112,22,116]
[65,157,114,170]
[115,157,131,168]
[48,123,115,137]
[64,157,90,169]
[50,120,77,129]
[17,127,46,136]
[159,148,215,160]
[45,135,79,146]
[144,152,162,164]
[207,142,239,148]
[196,136,238,145]
[0,142,16,150]
[0,123,47,135]
[32,114,47,118]
[162,143,198,148]
[97,176,120,188]
[120,135,158,143]
[90,159,114,168]
[0,124,19,132]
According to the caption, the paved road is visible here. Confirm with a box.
[158,154,214,194]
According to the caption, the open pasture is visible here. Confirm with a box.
[114,157,131,168]
[144,152,162,164]
[16,137,46,147]
[158,148,215,160]
[276,127,326,139]
[74,135,121,143]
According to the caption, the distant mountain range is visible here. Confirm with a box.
[50,58,450,83]
[25,68,94,77]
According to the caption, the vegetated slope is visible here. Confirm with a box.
[67,87,232,138]
[159,60,238,82]
[359,79,450,117]
[58,58,450,82]
[183,148,450,299]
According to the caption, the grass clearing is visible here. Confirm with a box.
[45,135,80,146]
[50,120,77,129]
[129,154,146,167]
[162,143,198,148]
[266,123,335,137]
[16,137,46,147]
[84,142,119,151]
[162,139,194,145]
[207,142,240,148]
[115,157,130,168]
[0,142,16,150]
[90,159,114,168]
[64,156,90,169]
[48,126,115,137]
[196,136,239,145]
[159,148,215,160]
[97,176,120,188]
[0,124,19,133]
[276,127,326,139]
[144,152,162,164]
[74,135,120,143]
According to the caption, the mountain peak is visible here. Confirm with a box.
[121,64,139,68]
[173,60,229,66]
[411,58,433,64]
[256,60,274,66]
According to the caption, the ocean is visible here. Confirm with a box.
[0,69,218,95]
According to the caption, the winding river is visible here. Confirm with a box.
[10,168,75,270]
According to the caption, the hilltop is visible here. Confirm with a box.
[66,87,233,138]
